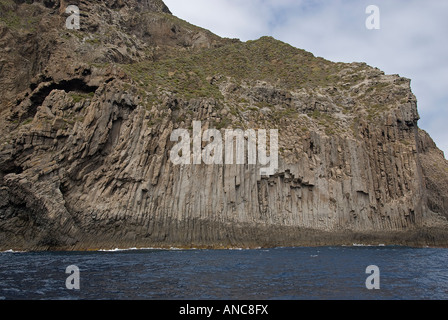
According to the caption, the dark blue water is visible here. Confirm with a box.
[1,246,447,300]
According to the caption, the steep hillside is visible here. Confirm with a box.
[1,0,447,250]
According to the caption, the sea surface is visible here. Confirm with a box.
[0,246,447,300]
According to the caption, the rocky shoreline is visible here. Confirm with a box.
[2,224,448,252]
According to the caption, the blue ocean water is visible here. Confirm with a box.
[0,246,447,300]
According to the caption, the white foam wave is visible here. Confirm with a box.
[352,243,387,247]
[99,247,158,252]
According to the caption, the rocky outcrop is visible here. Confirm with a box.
[1,0,447,251]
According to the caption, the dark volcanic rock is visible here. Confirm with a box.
[0,0,447,251]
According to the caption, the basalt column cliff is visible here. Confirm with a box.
[1,0,448,250]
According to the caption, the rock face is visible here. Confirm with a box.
[1,0,448,250]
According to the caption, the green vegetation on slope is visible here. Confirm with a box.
[0,0,41,31]
[123,36,349,99]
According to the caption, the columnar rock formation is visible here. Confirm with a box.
[1,0,447,250]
